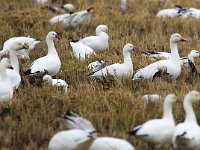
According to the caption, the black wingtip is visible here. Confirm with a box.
[71,39,79,43]
[24,69,31,76]
[87,7,94,12]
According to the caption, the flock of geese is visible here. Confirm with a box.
[0,0,200,150]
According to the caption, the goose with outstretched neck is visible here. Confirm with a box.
[89,43,136,80]
[172,91,200,150]
[24,31,61,77]
[0,58,13,102]
[133,33,187,81]
[129,94,176,148]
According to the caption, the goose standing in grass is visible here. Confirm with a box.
[172,91,200,150]
[48,129,95,150]
[62,8,93,28]
[80,25,109,52]
[24,31,61,77]
[89,43,136,80]
[60,111,135,150]
[88,60,106,72]
[0,58,13,102]
[133,33,187,81]
[129,94,176,147]
[43,75,68,94]
[70,40,96,60]
[0,36,41,60]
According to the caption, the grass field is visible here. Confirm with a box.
[1,0,200,149]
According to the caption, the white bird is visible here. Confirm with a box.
[181,8,200,19]
[24,31,61,77]
[48,129,95,150]
[63,3,75,12]
[62,8,93,28]
[80,25,109,52]
[60,111,135,150]
[32,0,49,4]
[43,75,68,94]
[0,58,13,102]
[172,91,200,150]
[88,60,106,72]
[49,13,72,25]
[129,94,177,147]
[121,0,127,14]
[142,94,161,102]
[0,36,41,60]
[180,50,199,67]
[133,33,187,81]
[89,43,136,80]
[70,41,96,60]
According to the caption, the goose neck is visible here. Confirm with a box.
[46,38,58,55]
[123,51,132,65]
[184,100,197,123]
[163,101,174,121]
[170,41,180,62]
[0,63,9,82]
[9,49,19,72]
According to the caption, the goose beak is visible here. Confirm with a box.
[180,37,187,42]
[56,34,61,40]
[133,47,137,52]
[22,44,29,49]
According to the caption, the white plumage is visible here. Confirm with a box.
[172,91,200,150]
[88,60,105,72]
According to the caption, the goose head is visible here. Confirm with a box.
[0,58,11,68]
[170,33,187,43]
[188,50,200,59]
[96,25,108,34]
[43,75,53,83]
[164,94,177,105]
[123,43,137,55]
[185,91,200,103]
[46,31,61,40]
[63,3,74,12]
[11,41,29,51]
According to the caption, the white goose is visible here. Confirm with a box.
[172,91,200,150]
[90,43,136,80]
[88,60,106,72]
[24,31,61,77]
[80,25,109,52]
[181,50,199,67]
[49,13,72,25]
[121,0,127,14]
[43,75,68,94]
[60,111,135,150]
[129,94,176,147]
[0,36,41,60]
[70,41,96,61]
[0,58,13,102]
[48,129,95,150]
[133,33,187,80]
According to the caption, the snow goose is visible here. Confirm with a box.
[129,94,176,147]
[142,94,161,102]
[172,91,200,150]
[43,75,68,94]
[88,60,106,72]
[121,0,127,14]
[181,50,199,67]
[62,8,93,28]
[24,31,61,77]
[49,13,73,25]
[0,58,13,102]
[89,43,136,80]
[70,40,96,60]
[48,129,95,150]
[60,111,135,150]
[133,33,187,81]
[79,25,109,52]
[0,36,41,60]
[32,0,49,4]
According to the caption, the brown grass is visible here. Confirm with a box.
[1,0,200,149]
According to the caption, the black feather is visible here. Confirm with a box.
[24,69,31,76]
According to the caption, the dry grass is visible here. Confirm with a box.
[1,0,200,149]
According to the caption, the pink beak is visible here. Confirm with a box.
[56,34,61,40]
[180,37,187,42]
[23,44,29,49]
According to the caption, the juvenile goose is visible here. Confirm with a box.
[70,40,96,60]
[43,75,68,94]
[172,91,200,150]
[0,58,13,102]
[133,33,187,81]
[129,94,176,147]
[89,43,136,80]
[24,31,61,77]
[80,25,109,52]
[48,129,95,150]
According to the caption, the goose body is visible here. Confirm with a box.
[80,25,109,52]
[70,41,96,60]
[129,94,176,146]
[88,60,105,72]
[0,58,13,102]
[49,13,71,25]
[133,33,186,80]
[25,31,61,77]
[90,43,135,79]
[48,129,94,150]
[172,91,200,150]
